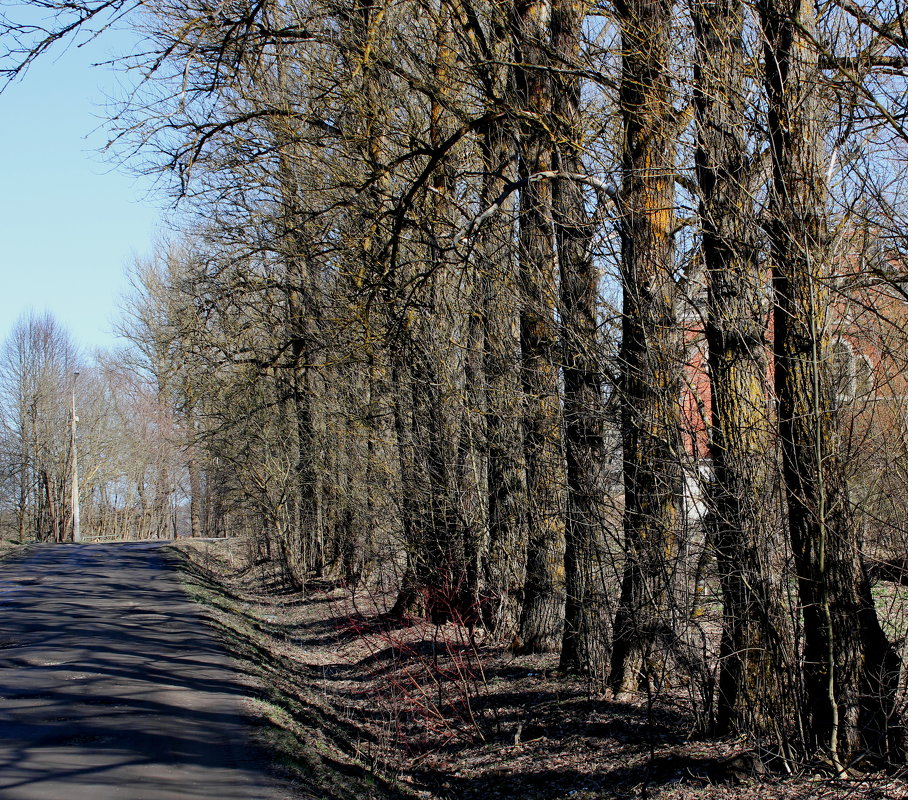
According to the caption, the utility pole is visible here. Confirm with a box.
[71,371,81,543]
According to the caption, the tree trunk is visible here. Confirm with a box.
[418,22,476,624]
[461,265,489,625]
[479,117,529,642]
[759,0,904,762]
[18,455,28,543]
[289,313,323,577]
[514,0,566,654]
[275,129,324,580]
[551,0,608,678]
[610,0,683,693]
[691,0,793,735]
[389,356,428,619]
[188,446,203,539]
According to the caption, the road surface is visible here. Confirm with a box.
[0,543,295,799]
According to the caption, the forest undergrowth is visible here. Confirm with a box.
[173,538,908,800]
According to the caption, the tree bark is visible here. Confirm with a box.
[514,0,566,654]
[551,0,608,678]
[479,115,529,642]
[188,450,203,539]
[18,451,28,543]
[610,0,683,693]
[273,124,325,580]
[759,0,904,761]
[691,0,793,735]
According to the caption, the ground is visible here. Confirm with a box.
[173,538,908,800]
[0,536,27,560]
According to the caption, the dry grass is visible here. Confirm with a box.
[172,538,908,800]
[0,537,29,562]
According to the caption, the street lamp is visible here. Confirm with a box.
[71,371,81,543]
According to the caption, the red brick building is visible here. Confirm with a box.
[678,239,908,525]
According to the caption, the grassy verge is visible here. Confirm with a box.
[0,537,30,562]
[166,539,908,800]
[167,541,415,800]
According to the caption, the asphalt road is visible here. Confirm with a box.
[0,543,295,800]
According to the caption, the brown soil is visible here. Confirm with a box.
[172,539,908,800]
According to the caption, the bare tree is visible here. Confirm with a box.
[691,0,794,735]
[759,0,903,762]
[609,0,684,694]
[0,312,80,543]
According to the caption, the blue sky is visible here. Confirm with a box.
[0,22,169,354]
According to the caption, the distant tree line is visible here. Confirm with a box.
[0,310,226,544]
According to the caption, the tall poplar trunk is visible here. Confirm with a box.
[759,0,904,761]
[514,0,566,653]
[479,118,529,641]
[188,449,202,539]
[551,0,608,677]
[389,357,427,618]
[154,461,171,539]
[419,19,475,623]
[278,226,323,575]
[210,464,225,538]
[691,0,792,734]
[410,341,464,622]
[18,456,28,543]
[288,293,323,577]
[610,0,683,693]
[16,397,29,543]
[385,12,477,624]
[346,0,429,619]
[272,116,324,580]
[463,7,530,641]
[460,287,488,622]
